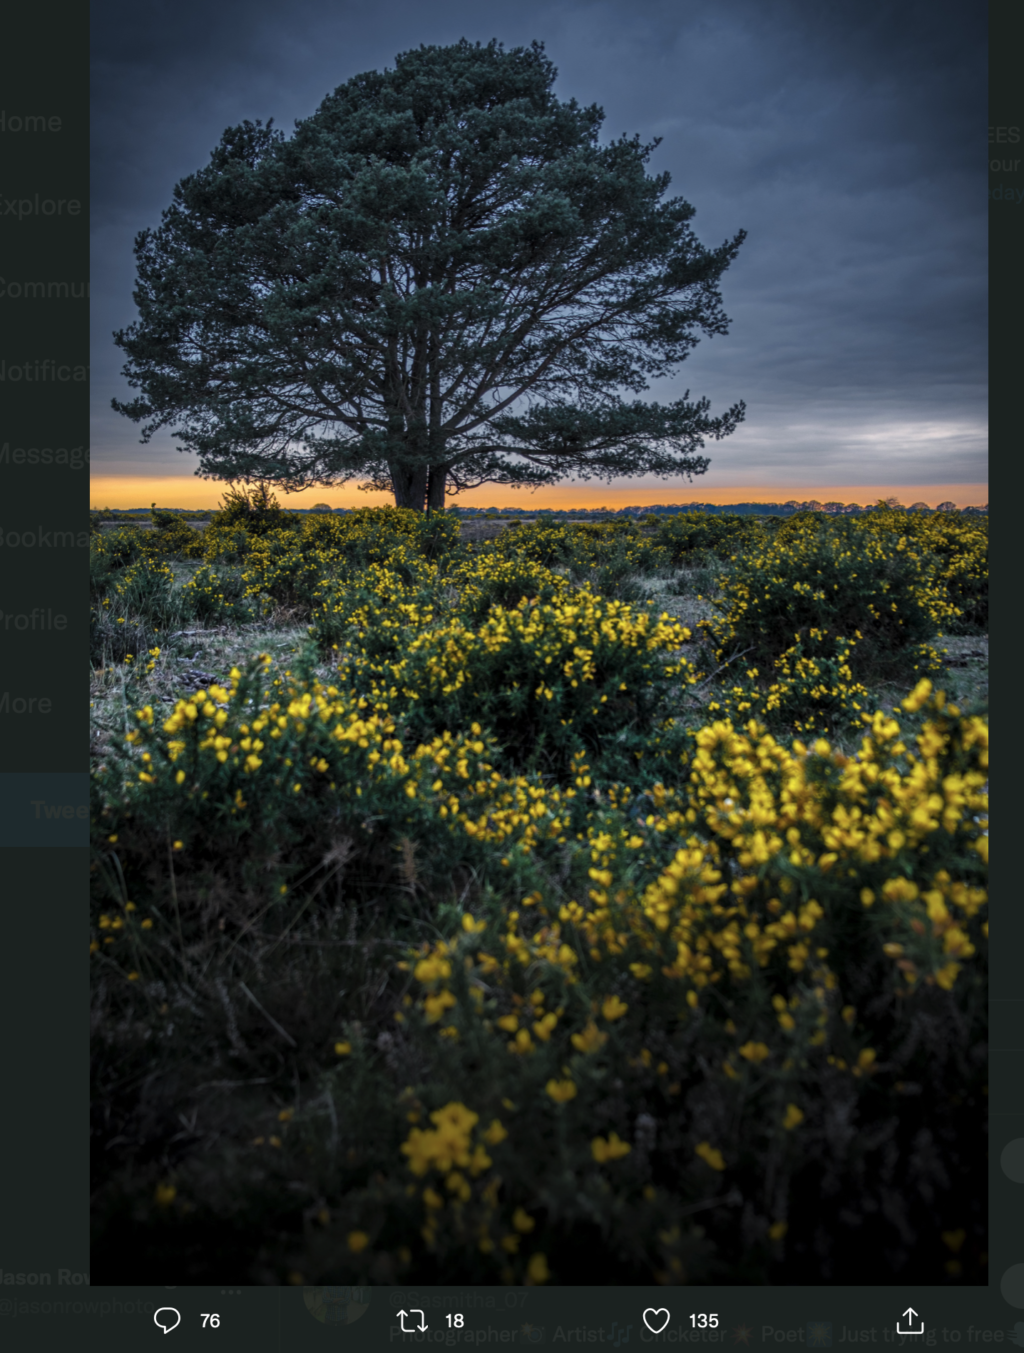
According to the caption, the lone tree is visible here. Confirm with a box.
[112,38,747,511]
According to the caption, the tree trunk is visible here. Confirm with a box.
[390,462,427,511]
[426,464,447,513]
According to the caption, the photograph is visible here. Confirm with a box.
[88,0,988,1286]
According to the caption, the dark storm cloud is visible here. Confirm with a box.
[90,0,986,491]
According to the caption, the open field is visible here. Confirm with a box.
[90,500,988,1286]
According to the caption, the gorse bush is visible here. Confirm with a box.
[180,564,252,623]
[308,557,696,781]
[226,508,459,614]
[150,508,206,559]
[90,523,154,581]
[365,592,694,780]
[490,519,670,584]
[699,513,955,684]
[655,510,765,564]
[93,655,501,922]
[90,552,183,666]
[704,630,872,739]
[89,507,988,1285]
[202,484,298,563]
[92,658,986,1284]
[858,506,988,634]
[212,482,294,536]
[449,554,573,624]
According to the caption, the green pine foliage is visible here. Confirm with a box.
[111,39,745,511]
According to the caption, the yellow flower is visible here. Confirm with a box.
[768,1220,788,1241]
[545,1078,577,1104]
[423,989,457,1023]
[431,1102,479,1134]
[509,1028,534,1055]
[601,995,629,1021]
[483,1119,508,1146]
[512,1207,535,1233]
[782,1104,804,1131]
[154,1182,176,1207]
[571,1021,608,1054]
[278,1108,294,1122]
[935,962,960,990]
[695,1142,725,1171]
[738,1041,770,1063]
[414,954,452,983]
[347,1231,369,1253]
[526,1253,550,1285]
[591,1133,631,1162]
[334,1041,352,1055]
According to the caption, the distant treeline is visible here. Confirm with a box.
[92,499,988,520]
[445,500,989,518]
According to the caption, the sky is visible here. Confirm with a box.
[90,0,987,510]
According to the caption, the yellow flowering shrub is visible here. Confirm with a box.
[90,508,987,1288]
[487,519,671,598]
[699,512,958,684]
[309,557,698,779]
[148,510,206,559]
[858,505,987,633]
[180,564,252,622]
[705,630,873,737]
[654,511,765,564]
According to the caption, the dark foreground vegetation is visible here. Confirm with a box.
[90,496,988,1285]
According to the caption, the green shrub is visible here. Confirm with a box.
[212,482,294,536]
[90,556,181,666]
[180,564,253,623]
[655,512,765,564]
[859,507,988,634]
[704,631,872,738]
[91,525,155,581]
[90,672,987,1285]
[328,576,696,781]
[92,653,510,930]
[87,506,989,1287]
[150,508,206,559]
[449,554,573,624]
[203,484,299,563]
[699,514,953,684]
[487,521,669,596]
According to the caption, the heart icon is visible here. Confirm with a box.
[643,1308,671,1334]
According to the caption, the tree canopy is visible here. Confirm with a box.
[112,38,747,510]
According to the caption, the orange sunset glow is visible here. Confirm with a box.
[90,475,989,512]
